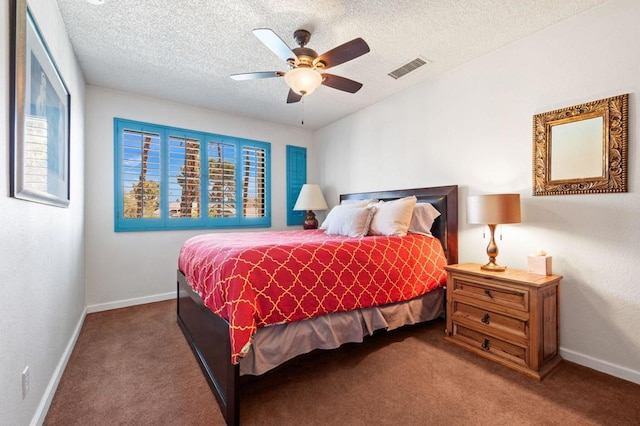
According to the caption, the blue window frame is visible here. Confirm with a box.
[286,145,307,226]
[114,118,271,231]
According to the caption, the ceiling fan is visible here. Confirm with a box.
[231,28,370,104]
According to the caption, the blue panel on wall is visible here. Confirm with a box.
[286,145,306,226]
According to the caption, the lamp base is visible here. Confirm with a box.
[481,260,507,272]
[303,210,318,230]
[481,224,506,271]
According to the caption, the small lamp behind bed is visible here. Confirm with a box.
[293,184,328,229]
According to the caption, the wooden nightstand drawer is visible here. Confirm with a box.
[451,277,529,312]
[451,302,528,342]
[452,323,528,367]
[445,263,563,380]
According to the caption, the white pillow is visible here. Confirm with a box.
[408,203,441,236]
[340,198,377,207]
[324,205,376,238]
[319,207,334,230]
[368,196,417,237]
[320,199,377,230]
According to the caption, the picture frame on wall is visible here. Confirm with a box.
[10,0,71,207]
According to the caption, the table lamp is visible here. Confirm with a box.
[467,194,521,271]
[293,184,328,229]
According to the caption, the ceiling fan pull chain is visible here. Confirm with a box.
[301,97,305,125]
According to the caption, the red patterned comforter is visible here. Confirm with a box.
[178,230,447,363]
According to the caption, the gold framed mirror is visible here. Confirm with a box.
[533,94,628,196]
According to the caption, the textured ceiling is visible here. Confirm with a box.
[55,0,608,130]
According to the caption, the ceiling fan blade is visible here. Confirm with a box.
[314,38,370,69]
[253,28,297,63]
[230,71,284,81]
[321,73,363,93]
[287,89,302,104]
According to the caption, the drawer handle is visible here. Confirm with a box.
[482,339,490,351]
[484,289,494,299]
[481,313,490,324]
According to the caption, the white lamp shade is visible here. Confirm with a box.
[293,184,328,211]
[284,68,323,96]
[467,194,521,225]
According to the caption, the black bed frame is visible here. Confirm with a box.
[177,185,458,425]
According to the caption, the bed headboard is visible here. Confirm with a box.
[339,185,458,265]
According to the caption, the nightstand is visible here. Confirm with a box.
[444,263,562,379]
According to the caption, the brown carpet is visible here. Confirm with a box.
[44,300,640,425]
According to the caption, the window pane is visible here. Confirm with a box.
[208,140,236,218]
[121,130,161,219]
[242,146,266,218]
[168,136,201,218]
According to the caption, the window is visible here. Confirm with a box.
[286,145,307,226]
[114,118,270,231]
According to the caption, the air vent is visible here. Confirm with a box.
[388,57,431,80]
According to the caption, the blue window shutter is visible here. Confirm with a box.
[286,145,306,226]
[114,117,271,231]
[113,119,165,231]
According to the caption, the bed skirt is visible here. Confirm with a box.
[241,287,445,375]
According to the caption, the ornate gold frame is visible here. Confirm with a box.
[532,94,628,196]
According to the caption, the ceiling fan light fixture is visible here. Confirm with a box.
[284,67,322,96]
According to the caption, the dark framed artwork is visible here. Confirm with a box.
[10,0,71,207]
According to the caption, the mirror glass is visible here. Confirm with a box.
[550,116,603,180]
[533,94,628,196]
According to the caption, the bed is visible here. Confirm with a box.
[177,185,458,425]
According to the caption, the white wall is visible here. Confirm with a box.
[314,0,640,383]
[0,1,86,424]
[84,87,314,310]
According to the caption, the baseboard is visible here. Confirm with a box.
[31,307,87,426]
[560,347,640,385]
[86,291,175,314]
